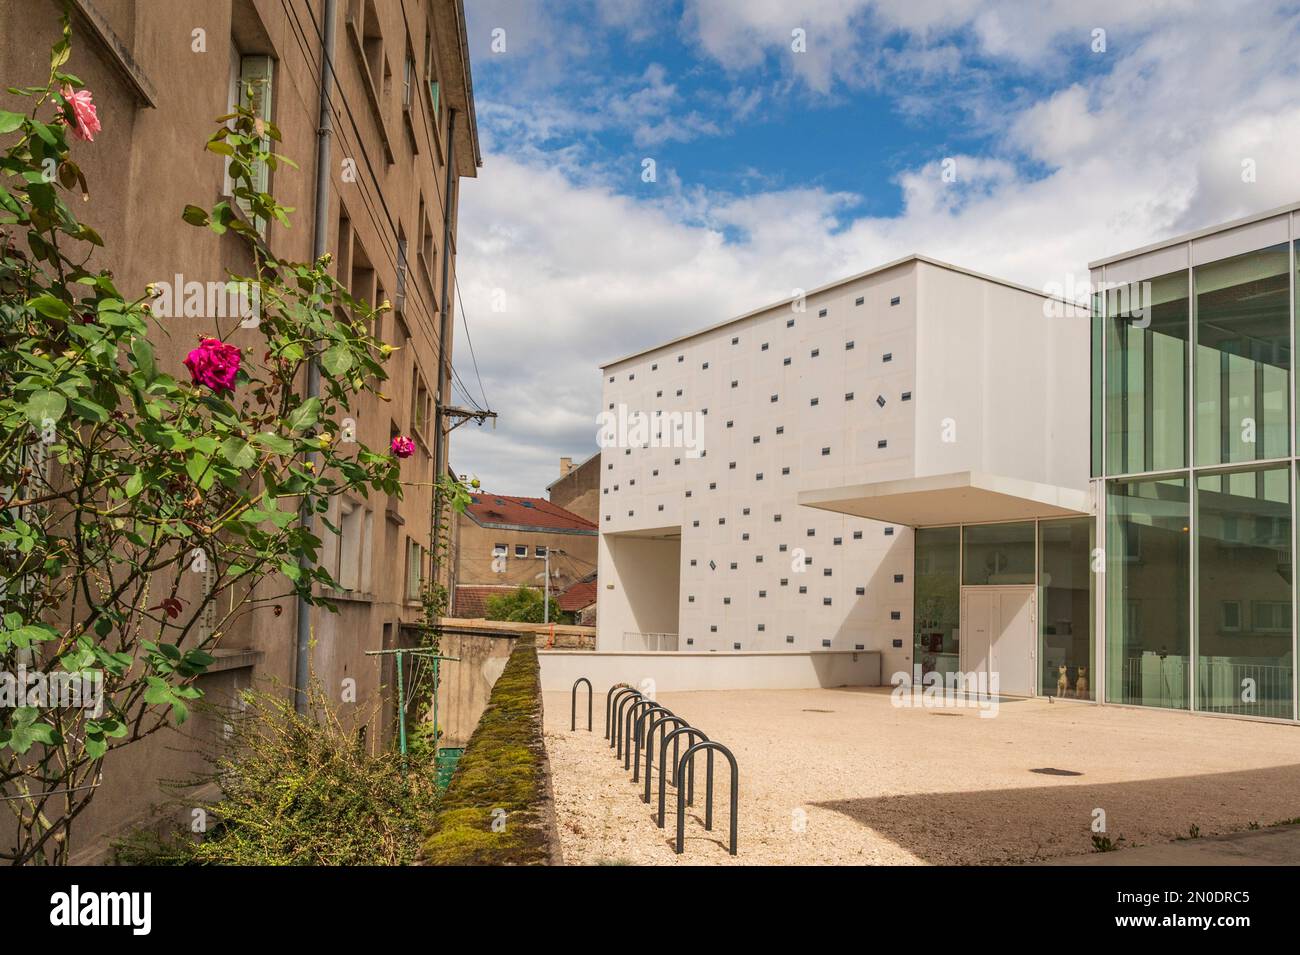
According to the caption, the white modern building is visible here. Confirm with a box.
[595,254,1088,695]
[588,201,1300,724]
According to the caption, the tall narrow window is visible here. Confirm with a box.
[1105,270,1188,474]
[1194,244,1290,465]
[1106,476,1190,709]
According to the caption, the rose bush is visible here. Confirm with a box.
[0,17,438,864]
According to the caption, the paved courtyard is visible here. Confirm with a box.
[542,687,1300,865]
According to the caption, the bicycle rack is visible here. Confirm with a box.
[675,740,738,856]
[657,725,710,827]
[643,713,689,803]
[624,698,663,769]
[608,687,640,748]
[630,704,672,779]
[571,677,593,731]
[613,689,644,755]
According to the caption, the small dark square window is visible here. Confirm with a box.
[817,308,827,317]
[731,380,739,388]
[855,296,864,306]
[833,537,842,545]
[876,394,886,408]
[845,340,855,350]
[882,353,892,362]
[687,637,695,646]
[885,527,895,536]
[776,426,784,435]
[742,532,749,541]
[656,390,663,398]
[811,348,819,358]
[893,574,904,583]
[781,466,790,475]
[890,296,901,306]
[759,590,766,598]
[823,568,832,577]
[890,611,902,620]
[726,420,734,428]
[799,585,808,594]
[783,357,792,366]
[807,528,815,537]
[734,642,742,649]
[710,625,717,632]
[877,439,888,449]
[731,336,739,345]
[823,597,832,606]
[821,447,831,456]
[677,355,684,362]
[853,530,863,540]
[786,318,795,328]
[724,597,731,605]
[781,578,789,586]
[902,391,912,401]
[651,363,657,371]
[761,342,769,351]
[701,362,708,370]
[856,586,866,596]
[774,514,782,522]
[786,635,795,644]
[821,639,831,647]
[845,392,855,401]
[779,543,787,552]
[755,472,764,481]
[729,461,736,469]
[810,397,819,406]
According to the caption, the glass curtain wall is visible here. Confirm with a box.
[1195,467,1293,718]
[961,522,1035,585]
[1102,237,1296,719]
[1039,518,1094,700]
[1106,476,1191,708]
[914,527,960,680]
[1194,244,1290,465]
[1106,271,1189,474]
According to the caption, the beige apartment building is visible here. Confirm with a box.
[451,492,597,618]
[548,453,601,523]
[0,0,480,859]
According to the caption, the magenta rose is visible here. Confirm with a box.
[390,435,415,459]
[184,337,241,392]
[58,85,101,142]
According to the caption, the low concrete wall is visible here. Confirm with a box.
[439,617,595,649]
[538,649,881,694]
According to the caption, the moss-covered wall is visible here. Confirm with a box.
[421,637,558,865]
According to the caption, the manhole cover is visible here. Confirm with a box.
[1030,767,1083,776]
[801,708,835,713]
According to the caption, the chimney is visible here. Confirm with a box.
[559,456,573,477]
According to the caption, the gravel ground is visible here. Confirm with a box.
[543,687,1300,865]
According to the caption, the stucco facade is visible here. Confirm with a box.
[0,0,479,858]
[595,255,1088,680]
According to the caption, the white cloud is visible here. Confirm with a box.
[451,0,1300,495]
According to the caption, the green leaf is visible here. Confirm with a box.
[23,390,66,427]
[0,109,23,134]
[124,470,144,498]
[253,432,294,455]
[221,436,257,469]
[286,397,321,433]
[320,343,352,376]
[28,293,69,319]
[131,336,156,380]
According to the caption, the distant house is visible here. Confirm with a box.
[557,572,598,627]
[547,453,600,523]
[451,492,597,619]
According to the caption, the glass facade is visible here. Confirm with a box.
[1106,270,1188,474]
[961,522,1035,585]
[1097,230,1298,721]
[1193,244,1290,466]
[914,527,960,680]
[1106,476,1190,708]
[1039,518,1094,700]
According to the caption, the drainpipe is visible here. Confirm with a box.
[430,110,457,586]
[295,0,337,713]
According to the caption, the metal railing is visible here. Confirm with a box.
[1120,656,1292,719]
[622,631,679,651]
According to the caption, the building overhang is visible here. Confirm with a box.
[797,471,1092,527]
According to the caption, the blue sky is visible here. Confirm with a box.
[449,0,1300,497]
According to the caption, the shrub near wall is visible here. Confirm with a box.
[422,637,557,865]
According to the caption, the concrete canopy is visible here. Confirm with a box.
[797,471,1091,527]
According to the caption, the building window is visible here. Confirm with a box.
[405,538,423,601]
[514,545,527,558]
[855,296,864,305]
[492,543,507,556]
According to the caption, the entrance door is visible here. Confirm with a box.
[960,586,1036,697]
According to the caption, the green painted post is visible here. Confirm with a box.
[431,656,441,755]
[396,649,407,769]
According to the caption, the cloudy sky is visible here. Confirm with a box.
[448,0,1300,497]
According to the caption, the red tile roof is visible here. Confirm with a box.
[557,575,598,612]
[465,494,597,533]
[452,585,524,618]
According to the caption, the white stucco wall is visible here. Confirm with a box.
[539,649,882,693]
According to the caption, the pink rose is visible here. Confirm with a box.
[58,85,101,142]
[390,435,415,459]
[184,338,241,392]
